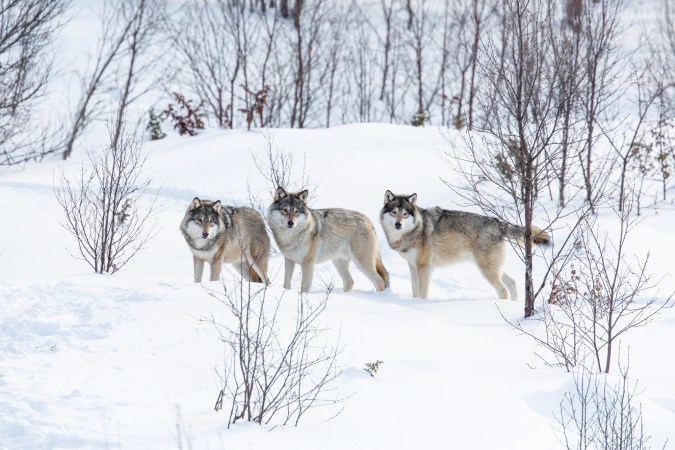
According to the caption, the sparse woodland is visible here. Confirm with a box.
[1,0,675,445]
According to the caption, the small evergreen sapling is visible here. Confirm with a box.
[410,109,428,127]
[146,107,166,140]
[364,360,383,377]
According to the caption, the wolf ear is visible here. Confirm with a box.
[297,189,309,204]
[223,206,234,216]
[212,200,222,213]
[274,186,287,201]
[384,190,395,204]
[188,197,202,211]
[408,193,417,205]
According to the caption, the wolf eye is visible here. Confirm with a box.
[282,207,289,213]
[196,218,203,224]
[403,212,409,217]
[390,210,397,216]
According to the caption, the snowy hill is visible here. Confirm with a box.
[1,125,674,449]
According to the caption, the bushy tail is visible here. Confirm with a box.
[376,256,390,289]
[531,227,551,246]
[505,223,551,247]
[248,266,263,283]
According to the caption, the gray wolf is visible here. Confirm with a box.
[267,187,389,293]
[379,190,550,299]
[180,197,270,283]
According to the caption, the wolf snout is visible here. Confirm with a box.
[395,222,402,230]
[201,231,209,238]
[287,220,294,228]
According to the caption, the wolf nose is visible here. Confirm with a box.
[287,220,294,228]
[202,231,209,238]
[395,222,401,230]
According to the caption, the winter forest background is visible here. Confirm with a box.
[2,0,675,448]
[4,0,674,160]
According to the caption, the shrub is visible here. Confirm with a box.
[55,122,157,274]
[209,283,345,427]
[163,92,205,136]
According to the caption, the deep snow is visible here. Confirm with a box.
[1,124,674,449]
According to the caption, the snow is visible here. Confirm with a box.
[1,123,674,449]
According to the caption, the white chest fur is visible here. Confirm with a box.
[189,241,218,261]
[398,248,418,265]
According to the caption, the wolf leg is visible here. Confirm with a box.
[352,255,386,292]
[417,264,432,298]
[408,262,420,298]
[193,256,204,283]
[332,259,354,292]
[209,259,222,282]
[476,264,509,299]
[245,250,269,284]
[475,247,510,299]
[300,261,315,292]
[284,257,295,289]
[502,273,518,300]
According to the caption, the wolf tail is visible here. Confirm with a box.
[248,267,263,283]
[505,223,551,247]
[376,256,390,289]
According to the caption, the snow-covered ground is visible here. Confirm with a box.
[1,124,674,449]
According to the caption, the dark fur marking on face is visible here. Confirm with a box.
[383,197,416,216]
[272,194,307,215]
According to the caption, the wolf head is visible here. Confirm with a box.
[183,197,231,240]
[380,190,419,234]
[268,187,309,230]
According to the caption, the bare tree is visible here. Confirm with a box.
[405,0,437,123]
[245,4,288,128]
[0,0,68,165]
[348,9,378,123]
[111,0,164,149]
[660,0,675,72]
[322,6,346,127]
[377,0,396,102]
[548,0,585,207]
[466,0,491,130]
[63,0,162,160]
[167,0,284,129]
[289,0,329,128]
[371,0,407,122]
[450,0,572,317]
[207,281,345,427]
[556,356,662,449]
[606,61,665,213]
[55,118,157,274]
[650,98,675,203]
[577,0,626,212]
[510,197,672,373]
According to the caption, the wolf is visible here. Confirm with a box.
[379,190,551,300]
[180,197,270,284]
[267,187,389,293]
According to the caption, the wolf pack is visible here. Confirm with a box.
[180,187,551,300]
